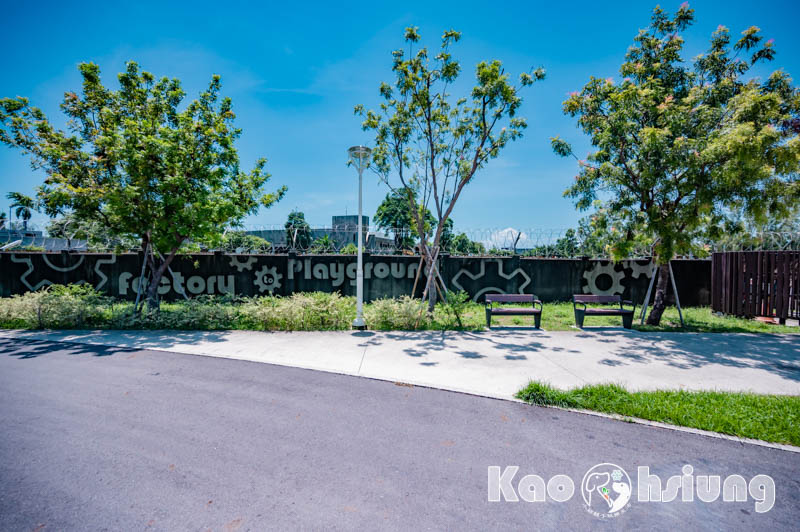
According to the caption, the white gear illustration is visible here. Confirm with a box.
[626,259,654,279]
[582,262,625,295]
[229,255,257,272]
[254,265,283,294]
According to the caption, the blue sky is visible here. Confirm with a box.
[1,0,798,236]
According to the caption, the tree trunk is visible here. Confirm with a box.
[645,262,671,326]
[144,263,167,311]
[144,250,178,312]
[425,255,437,312]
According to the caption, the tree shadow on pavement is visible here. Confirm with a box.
[1,337,136,359]
[587,330,800,382]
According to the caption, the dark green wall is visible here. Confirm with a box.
[0,252,711,305]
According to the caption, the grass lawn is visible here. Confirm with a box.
[517,381,800,446]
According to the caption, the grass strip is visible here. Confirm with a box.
[516,381,800,446]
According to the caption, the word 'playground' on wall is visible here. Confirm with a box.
[0,252,711,305]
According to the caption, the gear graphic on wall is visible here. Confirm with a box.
[229,255,257,272]
[582,262,625,296]
[625,259,654,279]
[254,265,282,294]
[450,259,532,302]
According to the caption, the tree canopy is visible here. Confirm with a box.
[552,4,799,323]
[285,210,311,250]
[357,27,544,308]
[0,61,285,308]
[374,187,434,250]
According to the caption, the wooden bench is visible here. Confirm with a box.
[485,294,542,329]
[573,295,635,329]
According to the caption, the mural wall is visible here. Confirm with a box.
[0,252,711,305]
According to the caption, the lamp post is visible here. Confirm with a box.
[348,145,371,329]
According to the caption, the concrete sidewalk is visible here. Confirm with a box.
[2,328,799,399]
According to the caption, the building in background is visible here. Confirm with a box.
[246,215,394,252]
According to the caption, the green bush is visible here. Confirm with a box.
[238,292,354,331]
[440,290,471,328]
[339,243,358,255]
[0,284,113,329]
[365,296,425,330]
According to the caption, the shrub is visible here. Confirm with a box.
[239,292,355,331]
[339,243,358,255]
[440,290,471,328]
[365,296,424,330]
[0,284,113,329]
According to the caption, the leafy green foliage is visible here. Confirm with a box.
[524,209,645,258]
[517,381,800,446]
[46,213,139,251]
[339,242,358,255]
[441,290,470,327]
[553,5,799,262]
[310,234,335,253]
[0,62,285,307]
[0,284,113,329]
[357,28,545,308]
[552,5,799,324]
[1,286,795,334]
[285,210,311,250]
[218,230,271,253]
[447,232,486,255]
[365,296,424,330]
[374,187,434,249]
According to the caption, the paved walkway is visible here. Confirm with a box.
[3,328,798,399]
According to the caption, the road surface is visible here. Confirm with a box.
[1,337,798,530]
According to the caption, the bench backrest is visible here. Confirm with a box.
[485,294,535,304]
[573,294,621,304]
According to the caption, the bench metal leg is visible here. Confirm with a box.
[534,313,541,329]
[574,309,585,329]
[485,308,492,328]
[622,313,633,329]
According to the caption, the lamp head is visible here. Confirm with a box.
[347,145,372,170]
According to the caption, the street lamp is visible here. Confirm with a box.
[347,145,371,329]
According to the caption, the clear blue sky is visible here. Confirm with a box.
[1,0,798,235]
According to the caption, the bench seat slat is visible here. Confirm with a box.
[490,308,541,315]
[583,309,634,315]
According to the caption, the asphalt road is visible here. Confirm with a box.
[1,337,798,531]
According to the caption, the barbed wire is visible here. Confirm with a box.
[3,222,799,257]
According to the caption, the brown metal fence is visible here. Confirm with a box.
[712,251,800,322]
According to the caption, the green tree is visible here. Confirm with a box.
[6,192,36,231]
[448,232,485,255]
[311,234,335,253]
[438,218,454,251]
[285,210,311,250]
[357,27,545,309]
[374,187,434,250]
[552,5,800,324]
[339,242,358,255]
[219,230,271,253]
[0,62,285,309]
